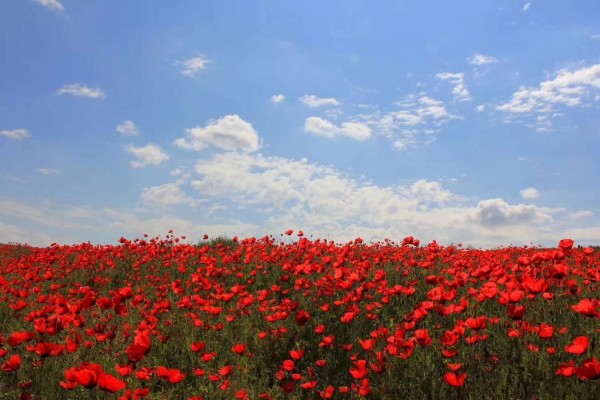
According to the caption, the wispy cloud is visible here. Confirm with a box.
[33,0,64,12]
[0,129,30,141]
[304,117,371,141]
[270,94,286,104]
[5,175,26,183]
[177,55,213,78]
[37,167,61,175]
[497,64,600,130]
[125,143,169,168]
[468,54,499,66]
[174,115,260,152]
[352,94,461,149]
[116,120,140,136]
[523,2,532,12]
[57,84,106,99]
[299,95,341,108]
[436,72,470,101]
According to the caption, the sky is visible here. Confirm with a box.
[1,0,599,248]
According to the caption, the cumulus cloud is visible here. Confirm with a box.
[190,153,453,216]
[466,198,555,227]
[476,105,486,112]
[141,183,195,208]
[57,84,106,99]
[37,168,60,175]
[520,187,540,199]
[523,2,531,11]
[299,95,341,108]
[304,117,371,141]
[0,129,30,140]
[468,54,499,66]
[1,151,596,247]
[125,143,169,168]
[33,0,64,12]
[406,180,456,205]
[116,120,140,136]
[497,64,600,130]
[436,72,470,101]
[173,115,260,152]
[270,94,286,104]
[177,55,212,77]
[180,152,595,246]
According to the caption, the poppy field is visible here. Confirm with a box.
[1,231,599,399]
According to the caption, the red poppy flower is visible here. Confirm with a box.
[566,336,590,355]
[290,349,305,360]
[349,360,368,379]
[575,357,600,380]
[231,343,246,355]
[98,373,126,393]
[444,372,466,387]
[359,339,374,351]
[220,365,233,377]
[190,342,205,352]
[282,360,295,372]
[572,299,597,317]
[1,354,21,372]
[537,323,555,339]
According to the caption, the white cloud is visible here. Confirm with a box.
[304,117,371,141]
[57,84,106,99]
[116,120,140,136]
[0,129,30,140]
[170,168,183,177]
[0,151,596,247]
[0,221,50,245]
[34,0,64,12]
[352,95,460,149]
[523,2,531,11]
[125,143,169,168]
[177,55,212,77]
[592,34,600,40]
[173,115,260,152]
[436,72,470,101]
[270,94,286,104]
[497,64,600,129]
[475,105,486,112]
[466,198,557,227]
[468,54,499,66]
[182,152,592,246]
[520,187,540,199]
[141,183,195,208]
[36,168,60,175]
[299,95,341,108]
[5,175,26,183]
[406,180,455,205]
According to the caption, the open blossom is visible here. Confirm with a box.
[1,354,21,372]
[444,372,467,387]
[565,336,590,355]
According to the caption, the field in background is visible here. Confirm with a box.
[1,232,599,399]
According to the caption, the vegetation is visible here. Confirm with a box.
[0,233,599,399]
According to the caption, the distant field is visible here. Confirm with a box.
[1,233,599,399]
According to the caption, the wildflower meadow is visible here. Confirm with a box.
[1,231,599,399]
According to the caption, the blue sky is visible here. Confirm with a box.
[1,0,599,247]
